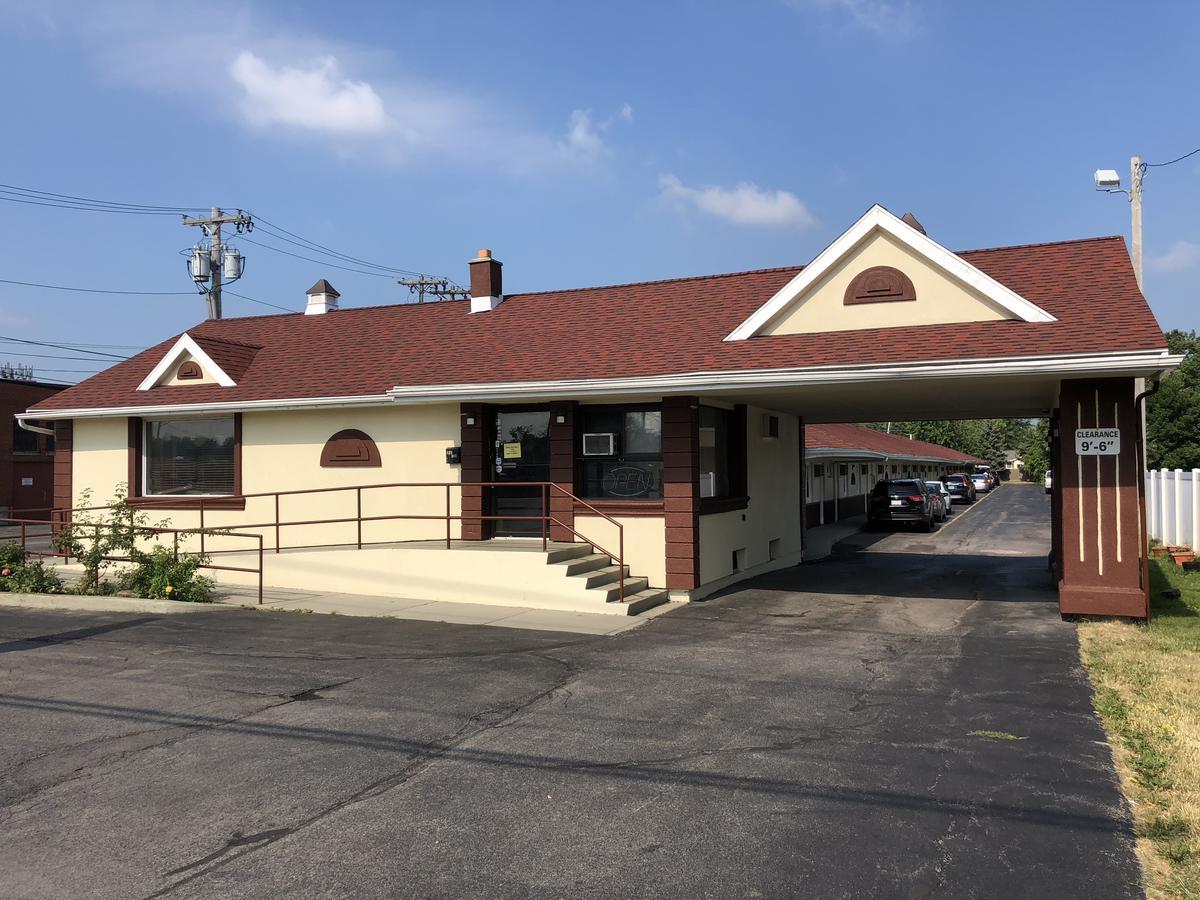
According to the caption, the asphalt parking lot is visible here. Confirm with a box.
[0,483,1139,898]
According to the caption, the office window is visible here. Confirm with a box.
[144,417,236,496]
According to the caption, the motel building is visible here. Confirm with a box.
[20,206,1182,619]
[803,423,983,528]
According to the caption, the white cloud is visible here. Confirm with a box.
[0,2,632,176]
[230,52,390,135]
[658,175,817,227]
[785,0,917,38]
[557,105,634,166]
[1149,240,1200,272]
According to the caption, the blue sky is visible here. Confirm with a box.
[0,0,1196,383]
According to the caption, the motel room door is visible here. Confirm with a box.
[491,407,552,537]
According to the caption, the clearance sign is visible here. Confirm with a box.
[1075,428,1120,456]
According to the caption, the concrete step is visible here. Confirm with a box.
[557,553,612,576]
[619,588,671,615]
[545,544,595,564]
[592,576,650,603]
[579,564,631,589]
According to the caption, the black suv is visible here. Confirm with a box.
[868,479,936,532]
[944,473,977,504]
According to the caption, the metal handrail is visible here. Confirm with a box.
[52,480,631,603]
[0,515,264,605]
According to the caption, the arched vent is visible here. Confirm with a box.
[320,429,382,468]
[843,266,917,306]
[177,361,203,380]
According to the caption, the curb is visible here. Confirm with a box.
[0,593,239,615]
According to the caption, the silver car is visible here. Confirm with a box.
[925,481,951,521]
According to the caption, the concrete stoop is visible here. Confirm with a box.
[204,541,670,617]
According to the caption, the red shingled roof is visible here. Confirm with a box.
[30,235,1167,413]
[805,423,984,464]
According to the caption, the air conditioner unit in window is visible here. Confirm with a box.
[582,433,615,456]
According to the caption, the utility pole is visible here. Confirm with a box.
[1130,155,1144,291]
[182,208,252,319]
[397,275,470,303]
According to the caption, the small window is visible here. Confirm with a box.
[814,464,826,477]
[144,416,236,496]
[321,429,381,468]
[762,414,780,439]
[12,421,40,454]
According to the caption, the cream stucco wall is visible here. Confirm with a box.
[69,405,463,549]
[698,406,802,590]
[762,230,1011,336]
[574,513,666,589]
[72,417,131,509]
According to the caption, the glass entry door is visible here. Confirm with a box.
[491,408,552,537]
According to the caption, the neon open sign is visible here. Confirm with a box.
[1075,428,1120,456]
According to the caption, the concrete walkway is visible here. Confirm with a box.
[805,514,868,560]
[0,582,674,635]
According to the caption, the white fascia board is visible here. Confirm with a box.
[20,393,395,422]
[724,205,1057,342]
[385,349,1184,404]
[136,333,236,390]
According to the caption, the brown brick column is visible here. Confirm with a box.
[663,396,700,591]
[52,420,73,535]
[459,403,492,541]
[1048,409,1062,583]
[548,401,577,542]
[1057,377,1146,618]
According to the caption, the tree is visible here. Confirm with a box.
[1147,329,1200,471]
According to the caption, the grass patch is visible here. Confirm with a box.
[1078,558,1200,897]
[967,729,1028,741]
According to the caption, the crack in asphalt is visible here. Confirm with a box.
[141,655,580,898]
[0,677,363,816]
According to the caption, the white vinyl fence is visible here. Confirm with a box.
[1146,468,1199,550]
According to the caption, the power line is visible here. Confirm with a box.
[235,235,399,278]
[0,334,129,360]
[1145,146,1200,168]
[224,290,296,313]
[0,182,207,213]
[0,278,194,296]
[249,215,425,276]
[0,338,143,350]
[0,355,131,364]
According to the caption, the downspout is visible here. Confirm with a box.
[1134,379,1160,619]
[16,416,55,437]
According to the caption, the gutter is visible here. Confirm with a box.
[19,348,1184,421]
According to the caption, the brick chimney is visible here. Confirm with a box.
[468,249,503,313]
[305,279,340,315]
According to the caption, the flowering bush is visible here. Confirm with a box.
[0,542,63,594]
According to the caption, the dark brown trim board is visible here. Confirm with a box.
[663,395,700,591]
[573,499,664,517]
[459,402,492,540]
[548,400,577,541]
[52,420,73,529]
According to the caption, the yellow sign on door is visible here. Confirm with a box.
[502,442,522,460]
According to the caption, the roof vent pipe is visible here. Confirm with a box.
[305,279,340,315]
[469,249,504,313]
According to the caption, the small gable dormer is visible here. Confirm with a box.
[725,205,1056,340]
[137,333,260,391]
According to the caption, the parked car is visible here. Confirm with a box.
[868,479,936,531]
[944,473,976,504]
[1044,469,1052,494]
[925,480,952,521]
[970,473,990,494]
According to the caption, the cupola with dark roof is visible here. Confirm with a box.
[305,279,340,315]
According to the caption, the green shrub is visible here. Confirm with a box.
[0,542,63,594]
[118,545,215,603]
